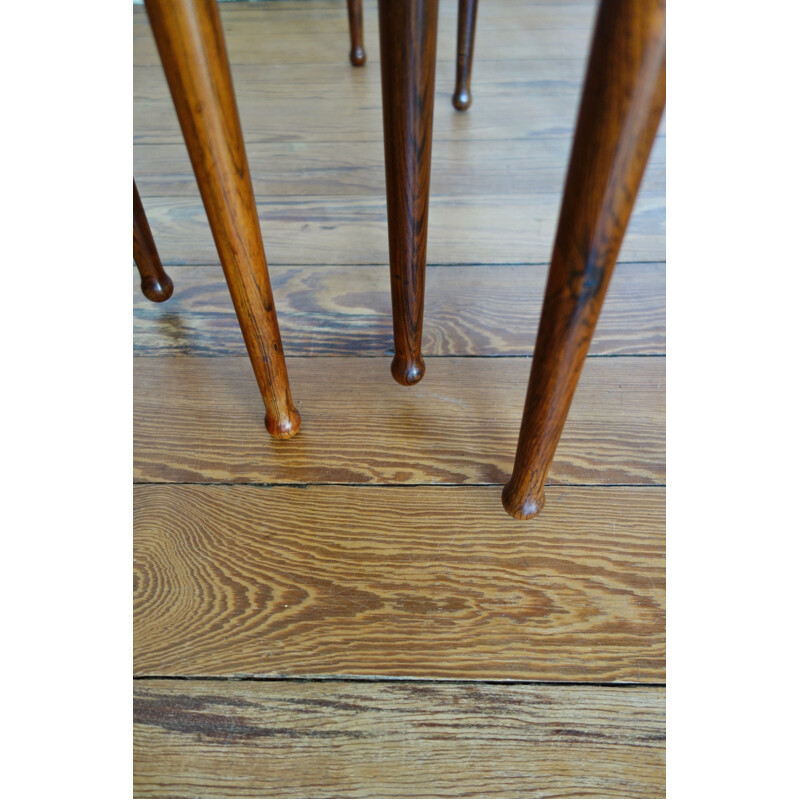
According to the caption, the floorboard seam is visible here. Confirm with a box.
[133,481,667,488]
[154,260,667,268]
[133,675,666,688]
[132,353,667,359]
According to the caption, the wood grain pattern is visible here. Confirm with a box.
[134,74,597,145]
[131,3,666,789]
[503,0,666,519]
[133,56,590,103]
[133,262,665,357]
[133,14,596,67]
[134,1,598,35]
[133,135,665,197]
[143,0,300,437]
[134,485,665,680]
[133,66,666,147]
[133,0,666,146]
[377,0,439,385]
[133,679,666,798]
[134,356,665,485]
[128,192,665,266]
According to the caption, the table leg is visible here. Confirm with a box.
[144,0,300,438]
[377,0,440,386]
[502,0,666,519]
[346,0,366,66]
[133,179,173,303]
[453,0,479,111]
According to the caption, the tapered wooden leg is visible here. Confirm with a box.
[346,0,366,66]
[452,0,478,111]
[144,0,300,438]
[377,0,439,386]
[133,180,173,303]
[502,0,665,519]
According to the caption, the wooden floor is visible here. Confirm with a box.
[133,1,665,796]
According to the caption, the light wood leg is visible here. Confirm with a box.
[144,0,300,438]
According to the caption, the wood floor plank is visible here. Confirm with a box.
[133,679,666,798]
[134,0,665,148]
[133,57,590,103]
[133,13,596,67]
[134,485,665,680]
[133,356,664,485]
[134,85,587,145]
[133,136,665,197]
[132,192,664,265]
[133,263,665,357]
[132,2,666,789]
[134,0,600,35]
[131,0,665,276]
[132,55,658,148]
[133,28,593,57]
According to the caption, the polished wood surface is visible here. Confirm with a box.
[503,0,666,519]
[133,179,173,303]
[453,0,479,111]
[134,356,664,485]
[134,680,665,798]
[134,484,664,680]
[377,0,439,385]
[346,0,366,66]
[132,262,665,357]
[143,0,299,438]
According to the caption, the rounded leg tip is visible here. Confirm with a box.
[501,484,545,520]
[141,276,174,303]
[350,47,366,66]
[391,355,425,386]
[265,407,301,439]
[452,89,472,111]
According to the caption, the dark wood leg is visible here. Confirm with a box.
[452,0,478,111]
[377,0,439,386]
[346,0,366,66]
[502,0,665,519]
[144,0,300,439]
[133,179,173,303]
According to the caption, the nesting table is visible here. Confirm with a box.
[135,0,665,519]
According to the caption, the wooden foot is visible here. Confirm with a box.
[377,0,439,386]
[452,0,478,111]
[346,0,366,66]
[144,0,300,439]
[133,179,173,303]
[502,0,666,519]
